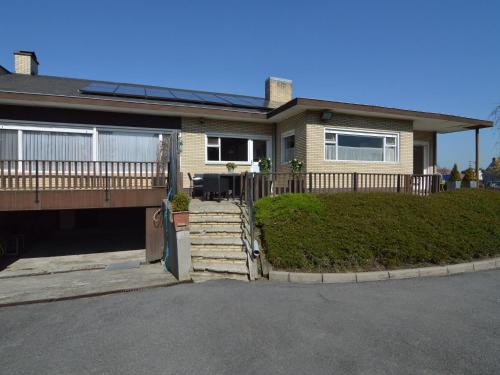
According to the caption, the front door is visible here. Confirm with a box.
[413,145,425,174]
[251,139,271,172]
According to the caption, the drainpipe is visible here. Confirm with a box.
[475,128,480,186]
[272,123,277,173]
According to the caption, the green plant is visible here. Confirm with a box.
[258,158,272,174]
[449,164,461,182]
[225,162,236,172]
[171,192,190,212]
[288,158,304,175]
[462,168,476,182]
[255,190,500,272]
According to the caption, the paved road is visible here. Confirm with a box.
[1,270,499,375]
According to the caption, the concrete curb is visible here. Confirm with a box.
[268,257,500,285]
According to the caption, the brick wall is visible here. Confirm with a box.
[275,112,307,173]
[180,117,273,188]
[305,111,414,174]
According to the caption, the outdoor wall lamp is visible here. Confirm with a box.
[320,110,333,121]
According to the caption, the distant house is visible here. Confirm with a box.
[483,157,500,186]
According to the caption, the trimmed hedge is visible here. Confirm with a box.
[254,189,500,272]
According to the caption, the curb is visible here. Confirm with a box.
[268,257,500,284]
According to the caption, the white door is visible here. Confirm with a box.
[250,139,271,172]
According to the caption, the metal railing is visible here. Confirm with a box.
[0,160,168,192]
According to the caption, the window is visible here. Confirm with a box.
[281,131,295,163]
[0,130,18,160]
[23,131,92,161]
[206,136,248,162]
[324,129,398,162]
[98,131,159,162]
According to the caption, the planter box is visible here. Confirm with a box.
[171,211,189,231]
[447,181,461,190]
[463,181,477,188]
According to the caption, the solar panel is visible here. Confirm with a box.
[145,88,177,100]
[79,82,270,109]
[169,89,203,101]
[80,82,118,94]
[114,85,146,97]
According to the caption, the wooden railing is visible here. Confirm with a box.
[0,160,168,192]
[241,172,441,204]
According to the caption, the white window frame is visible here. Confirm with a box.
[323,128,400,163]
[204,133,271,165]
[281,130,295,164]
[0,119,171,162]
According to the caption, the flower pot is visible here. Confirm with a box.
[171,211,189,231]
[447,181,461,190]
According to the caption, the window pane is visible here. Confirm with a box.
[283,135,295,162]
[23,131,92,161]
[207,137,219,146]
[207,147,219,161]
[253,140,267,162]
[386,137,396,146]
[98,131,158,162]
[325,132,336,142]
[338,134,383,161]
[0,130,18,160]
[325,143,336,160]
[221,138,248,162]
[385,147,396,162]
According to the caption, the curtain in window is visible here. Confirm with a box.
[325,143,336,160]
[0,130,18,160]
[98,131,158,162]
[23,131,92,160]
[338,135,383,161]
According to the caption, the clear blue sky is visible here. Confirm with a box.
[1,0,499,169]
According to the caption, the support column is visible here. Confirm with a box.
[475,128,480,186]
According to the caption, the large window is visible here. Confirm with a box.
[281,131,295,163]
[324,129,398,162]
[23,131,92,161]
[206,136,249,162]
[98,131,159,162]
[0,130,18,160]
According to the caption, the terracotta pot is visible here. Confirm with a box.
[172,211,189,231]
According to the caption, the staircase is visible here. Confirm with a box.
[189,200,249,282]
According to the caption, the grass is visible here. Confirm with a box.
[254,189,500,272]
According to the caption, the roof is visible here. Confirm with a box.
[0,73,493,132]
[0,73,271,113]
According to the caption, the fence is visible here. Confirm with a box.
[0,160,168,191]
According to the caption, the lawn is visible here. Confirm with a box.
[254,189,500,272]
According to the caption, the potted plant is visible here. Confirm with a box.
[447,164,461,190]
[462,167,477,188]
[288,158,305,193]
[225,162,236,173]
[258,157,271,174]
[257,157,272,196]
[170,192,190,231]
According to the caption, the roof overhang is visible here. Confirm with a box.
[268,98,493,133]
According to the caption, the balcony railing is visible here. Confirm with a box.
[0,160,168,192]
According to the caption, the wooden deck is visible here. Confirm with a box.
[0,160,168,211]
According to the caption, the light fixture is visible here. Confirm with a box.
[320,110,333,121]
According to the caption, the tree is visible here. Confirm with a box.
[449,164,461,182]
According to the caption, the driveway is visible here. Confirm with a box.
[1,270,499,374]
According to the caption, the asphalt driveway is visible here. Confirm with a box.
[1,270,499,375]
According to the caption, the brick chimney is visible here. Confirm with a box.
[265,77,292,106]
[14,51,39,75]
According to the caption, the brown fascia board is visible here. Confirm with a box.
[268,98,494,128]
[0,91,269,122]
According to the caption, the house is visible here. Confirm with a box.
[0,50,493,267]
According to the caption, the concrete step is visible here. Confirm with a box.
[191,250,247,260]
[191,244,245,252]
[192,261,249,275]
[191,237,244,246]
[189,215,242,224]
[190,225,242,234]
[190,271,249,283]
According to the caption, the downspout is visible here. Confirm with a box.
[272,123,277,173]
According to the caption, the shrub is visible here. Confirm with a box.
[462,168,476,182]
[449,164,461,182]
[171,192,190,212]
[255,190,500,272]
[258,158,272,174]
[288,158,304,175]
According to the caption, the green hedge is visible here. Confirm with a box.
[254,189,500,272]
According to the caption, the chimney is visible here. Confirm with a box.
[265,77,292,106]
[14,51,39,75]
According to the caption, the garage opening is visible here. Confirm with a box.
[0,207,147,274]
